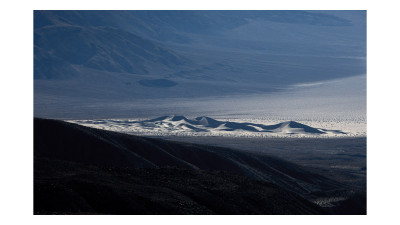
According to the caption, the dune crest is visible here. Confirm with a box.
[72,116,348,137]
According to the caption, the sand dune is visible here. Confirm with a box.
[71,116,348,137]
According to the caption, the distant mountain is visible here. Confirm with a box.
[34,24,189,79]
[34,10,354,43]
[73,116,347,136]
[34,10,365,80]
[34,11,366,118]
[35,118,352,214]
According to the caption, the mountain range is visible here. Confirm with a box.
[34,24,189,79]
[34,10,366,115]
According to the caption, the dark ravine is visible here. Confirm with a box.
[34,118,364,214]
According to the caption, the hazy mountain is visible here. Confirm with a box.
[34,24,189,79]
[34,10,366,118]
[34,10,357,43]
[34,10,365,80]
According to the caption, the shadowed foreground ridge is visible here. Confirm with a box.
[34,118,362,214]
[35,158,325,214]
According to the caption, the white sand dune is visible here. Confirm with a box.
[69,116,355,138]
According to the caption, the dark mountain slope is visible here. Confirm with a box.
[34,118,366,214]
[35,158,327,215]
[34,118,340,196]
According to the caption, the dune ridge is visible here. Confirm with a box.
[71,115,348,137]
